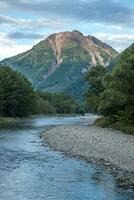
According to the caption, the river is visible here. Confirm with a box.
[0,115,133,200]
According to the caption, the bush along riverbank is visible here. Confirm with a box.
[85,44,134,135]
[94,117,134,135]
[0,117,21,124]
[43,125,134,189]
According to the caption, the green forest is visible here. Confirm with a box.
[0,65,83,117]
[0,66,36,117]
[85,43,134,134]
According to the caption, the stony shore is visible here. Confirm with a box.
[43,124,134,188]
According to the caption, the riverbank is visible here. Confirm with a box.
[94,117,134,135]
[43,125,134,188]
[0,117,21,125]
[0,114,77,126]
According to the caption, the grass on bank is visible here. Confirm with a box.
[94,117,134,135]
[0,117,22,128]
[0,117,21,124]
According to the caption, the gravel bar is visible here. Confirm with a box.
[43,124,134,187]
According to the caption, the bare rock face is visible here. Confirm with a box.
[1,30,118,99]
[47,30,117,68]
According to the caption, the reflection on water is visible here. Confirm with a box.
[0,115,133,200]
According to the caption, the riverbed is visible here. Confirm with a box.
[0,115,134,200]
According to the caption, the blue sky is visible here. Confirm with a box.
[0,0,134,60]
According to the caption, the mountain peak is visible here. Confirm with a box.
[72,30,83,35]
[1,31,118,98]
[47,30,83,41]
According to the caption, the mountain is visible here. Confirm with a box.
[1,30,118,99]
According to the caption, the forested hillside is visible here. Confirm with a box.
[85,43,134,134]
[0,65,83,117]
[0,65,36,117]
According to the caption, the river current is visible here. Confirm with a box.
[0,115,133,200]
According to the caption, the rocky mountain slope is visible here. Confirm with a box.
[1,30,118,99]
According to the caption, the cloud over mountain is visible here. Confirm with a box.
[0,0,133,59]
[1,0,133,27]
[7,32,44,40]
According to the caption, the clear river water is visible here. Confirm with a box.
[0,115,134,200]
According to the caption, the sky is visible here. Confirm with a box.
[0,0,134,60]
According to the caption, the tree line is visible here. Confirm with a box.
[0,65,83,117]
[85,43,134,133]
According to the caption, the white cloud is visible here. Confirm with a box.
[107,25,123,31]
[1,0,134,28]
[0,15,62,29]
[0,32,14,46]
[0,33,32,60]
[94,32,134,52]
[94,32,134,42]
[0,44,32,61]
[0,1,9,10]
